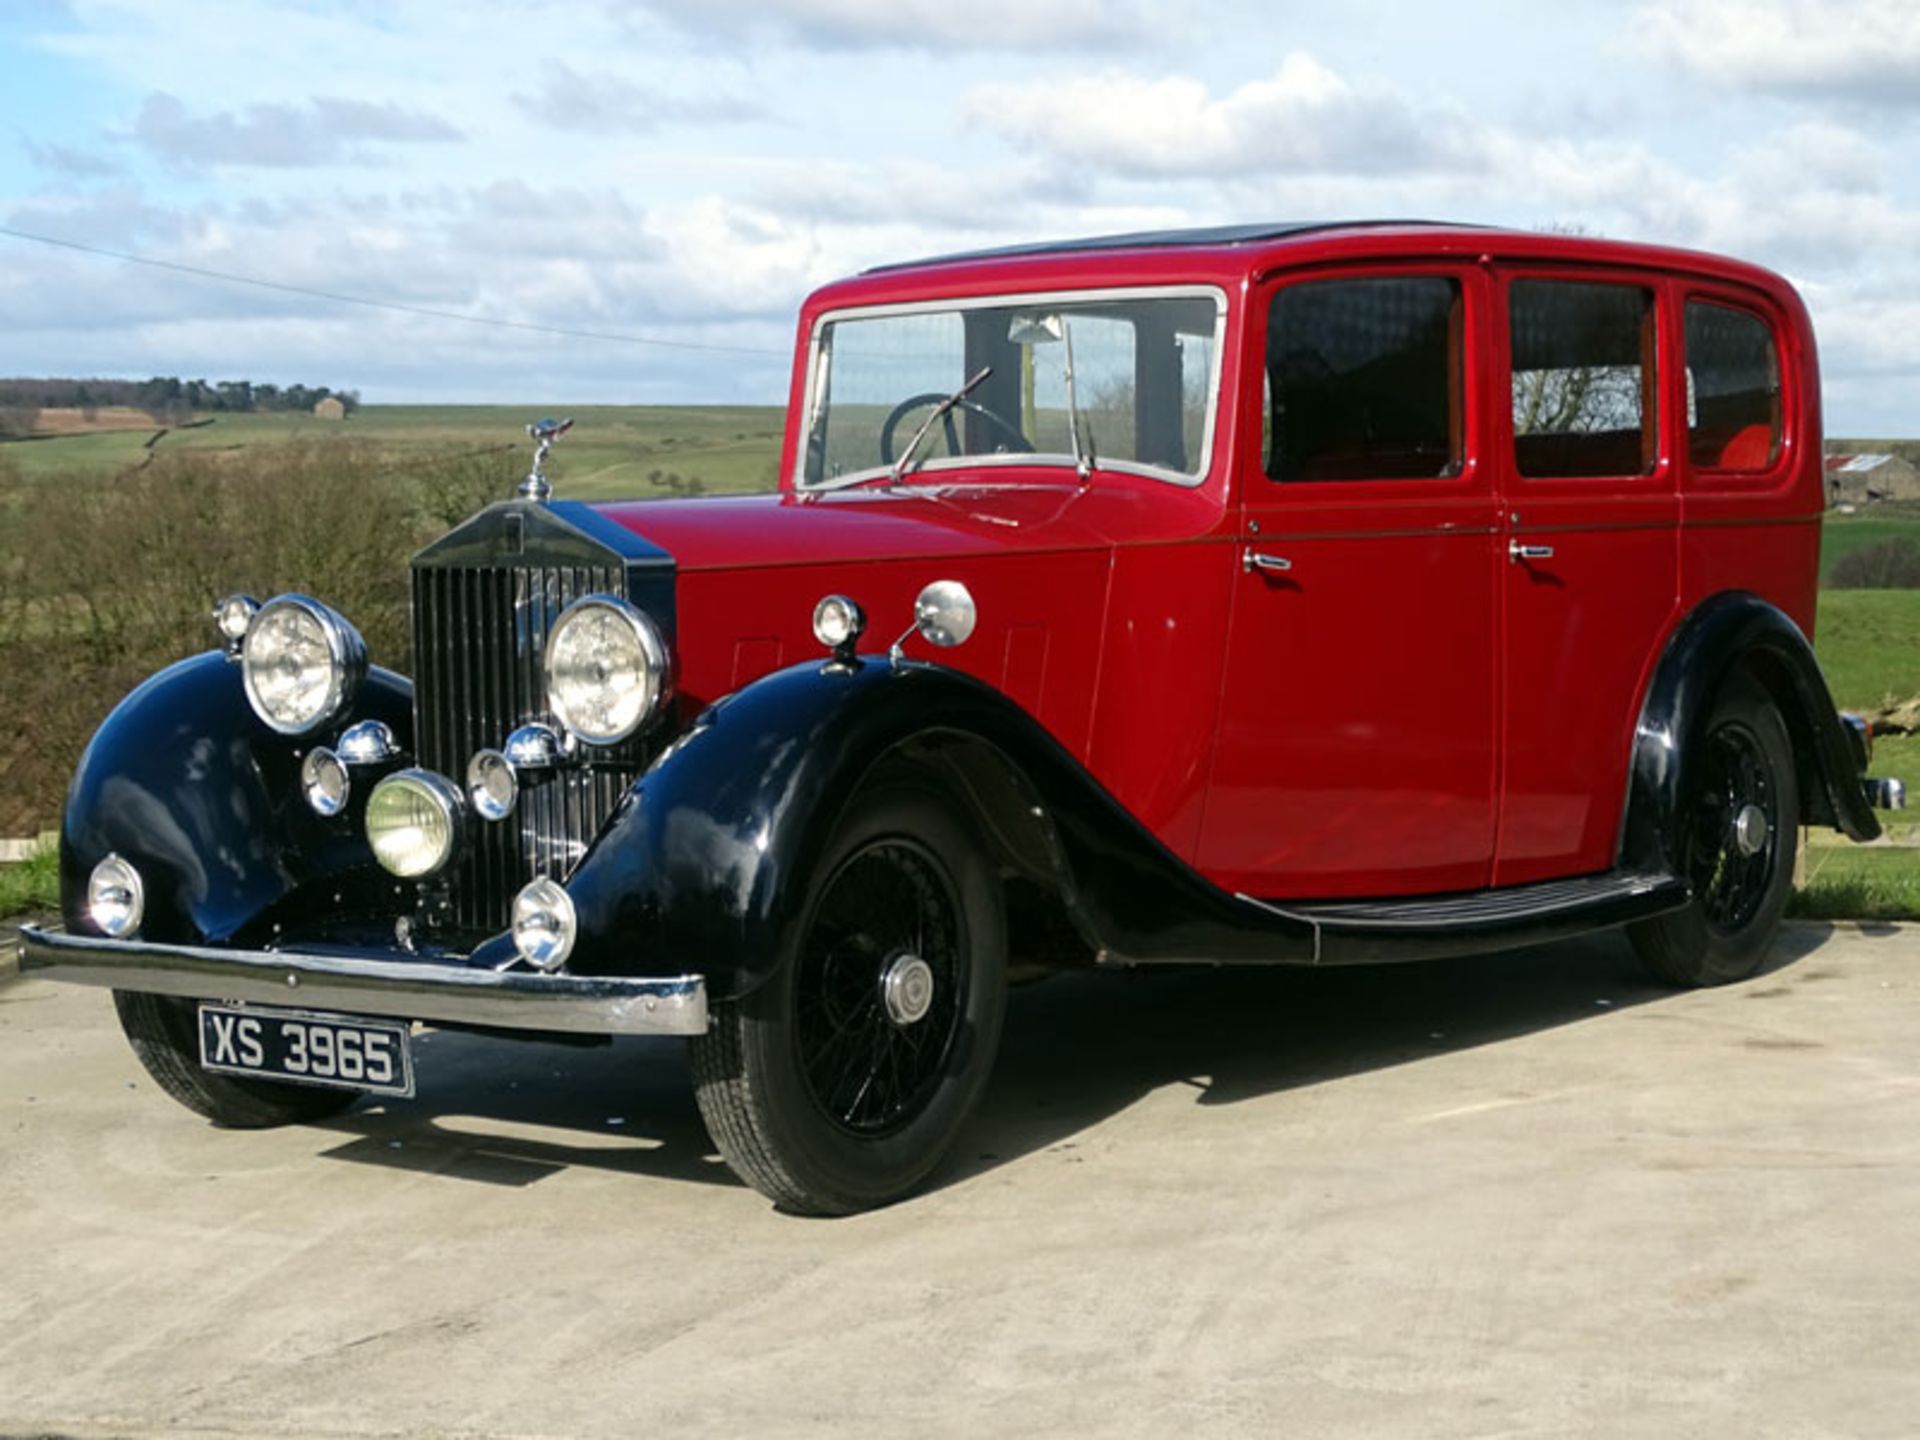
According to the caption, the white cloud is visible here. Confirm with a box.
[513,62,762,134]
[24,141,123,178]
[1636,0,1920,102]
[966,54,1486,178]
[129,93,463,169]
[639,0,1161,51]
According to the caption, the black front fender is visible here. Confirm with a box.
[560,656,1316,998]
[1621,591,1879,873]
[60,651,415,945]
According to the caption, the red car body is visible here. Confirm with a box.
[605,222,1828,903]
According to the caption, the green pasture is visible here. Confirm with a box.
[0,841,55,917]
[1811,590,1920,709]
[1,404,790,500]
[1791,844,1920,922]
[1819,507,1920,580]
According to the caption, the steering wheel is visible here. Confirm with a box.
[878,393,1035,466]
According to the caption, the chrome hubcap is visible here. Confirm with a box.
[880,953,935,1027]
[1733,802,1769,857]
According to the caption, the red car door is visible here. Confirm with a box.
[1196,264,1500,899]
[1493,269,1682,885]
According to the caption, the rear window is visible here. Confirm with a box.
[1264,276,1462,483]
[1509,279,1656,478]
[1686,301,1781,472]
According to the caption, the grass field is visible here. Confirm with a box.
[1818,507,1920,581]
[1811,589,1920,708]
[1808,595,1919,846]
[1,404,790,499]
[0,841,55,917]
[1791,845,1920,921]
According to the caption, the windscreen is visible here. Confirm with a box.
[800,290,1225,488]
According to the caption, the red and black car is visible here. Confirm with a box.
[16,221,1903,1213]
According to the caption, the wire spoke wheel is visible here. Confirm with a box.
[795,838,965,1136]
[688,784,1008,1214]
[1630,676,1798,988]
[1685,719,1779,934]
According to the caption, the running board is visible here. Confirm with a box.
[1264,870,1690,965]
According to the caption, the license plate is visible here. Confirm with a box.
[198,1004,414,1097]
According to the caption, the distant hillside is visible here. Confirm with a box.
[0,375,358,432]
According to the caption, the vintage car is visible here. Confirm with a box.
[14,221,1906,1214]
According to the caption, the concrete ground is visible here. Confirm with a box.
[1,920,1917,1439]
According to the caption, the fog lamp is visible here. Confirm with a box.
[301,747,350,817]
[511,877,576,971]
[87,853,145,938]
[365,769,464,878]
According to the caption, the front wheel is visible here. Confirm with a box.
[689,785,1007,1214]
[113,990,358,1127]
[1629,676,1800,987]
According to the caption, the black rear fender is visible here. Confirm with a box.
[1621,592,1878,874]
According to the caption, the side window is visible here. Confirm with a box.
[1686,300,1781,472]
[1509,279,1656,478]
[1264,276,1462,483]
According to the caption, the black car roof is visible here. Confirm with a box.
[861,220,1474,274]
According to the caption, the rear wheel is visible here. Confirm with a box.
[113,990,357,1127]
[689,785,1007,1214]
[1629,676,1799,987]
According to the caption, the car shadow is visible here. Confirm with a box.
[948,922,1837,1188]
[310,923,1837,1199]
[312,1027,731,1190]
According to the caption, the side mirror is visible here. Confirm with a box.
[913,580,977,648]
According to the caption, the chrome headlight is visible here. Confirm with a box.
[241,595,366,736]
[365,769,464,878]
[545,595,670,745]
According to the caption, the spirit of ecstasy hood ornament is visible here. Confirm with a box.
[519,416,573,503]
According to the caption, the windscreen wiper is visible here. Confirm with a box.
[889,366,993,482]
[1061,319,1094,481]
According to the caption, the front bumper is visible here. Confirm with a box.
[12,925,707,1037]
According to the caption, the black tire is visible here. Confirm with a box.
[689,785,1008,1215]
[1629,676,1799,987]
[113,990,357,1127]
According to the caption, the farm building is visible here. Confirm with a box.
[312,396,347,421]
[1825,452,1920,505]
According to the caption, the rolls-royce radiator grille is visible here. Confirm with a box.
[411,562,644,932]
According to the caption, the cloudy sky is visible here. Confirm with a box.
[1,0,1917,432]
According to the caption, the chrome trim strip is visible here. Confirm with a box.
[12,925,707,1037]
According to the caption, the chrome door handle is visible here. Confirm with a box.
[1508,540,1555,562]
[1243,550,1293,574]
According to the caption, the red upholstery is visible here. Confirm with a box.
[1716,423,1774,471]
